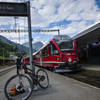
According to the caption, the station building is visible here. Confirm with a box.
[73,22,100,64]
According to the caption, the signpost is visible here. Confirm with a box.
[27,1,34,73]
[0,1,34,73]
[0,2,28,16]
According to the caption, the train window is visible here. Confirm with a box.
[35,53,40,59]
[42,48,45,57]
[48,43,59,55]
[58,40,74,53]
[45,47,47,56]
[42,47,47,57]
[33,55,36,59]
[48,44,52,55]
[52,44,59,55]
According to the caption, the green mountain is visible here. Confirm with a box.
[0,40,17,60]
[0,35,29,53]
[0,39,28,60]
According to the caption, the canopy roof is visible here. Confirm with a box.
[73,22,100,48]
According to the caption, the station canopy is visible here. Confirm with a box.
[73,22,100,48]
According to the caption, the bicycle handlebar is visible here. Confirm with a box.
[22,64,33,74]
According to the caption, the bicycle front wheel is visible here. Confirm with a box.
[36,68,49,89]
[4,74,32,100]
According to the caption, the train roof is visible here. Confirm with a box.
[33,35,72,55]
[53,35,71,42]
[72,22,100,48]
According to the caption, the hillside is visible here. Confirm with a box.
[0,40,17,60]
[0,35,29,53]
[0,35,43,60]
[0,35,29,60]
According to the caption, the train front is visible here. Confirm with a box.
[56,39,81,72]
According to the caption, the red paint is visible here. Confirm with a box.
[22,38,80,71]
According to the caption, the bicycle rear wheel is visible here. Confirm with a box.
[36,68,49,89]
[4,74,32,100]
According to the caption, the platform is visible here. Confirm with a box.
[83,64,100,71]
[0,66,100,100]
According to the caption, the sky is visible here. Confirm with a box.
[0,0,100,44]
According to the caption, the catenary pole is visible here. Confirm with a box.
[27,1,35,74]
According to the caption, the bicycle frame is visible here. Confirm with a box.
[5,64,49,100]
[17,63,49,89]
[22,64,38,85]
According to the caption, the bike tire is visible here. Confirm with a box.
[36,68,49,89]
[4,74,32,100]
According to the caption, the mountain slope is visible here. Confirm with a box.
[0,39,17,59]
[0,35,29,53]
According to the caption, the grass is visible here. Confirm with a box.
[0,56,10,60]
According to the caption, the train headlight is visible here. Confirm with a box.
[68,58,72,63]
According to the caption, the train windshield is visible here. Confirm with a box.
[58,40,74,53]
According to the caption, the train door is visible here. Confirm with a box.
[47,42,61,67]
[41,46,48,67]
[33,52,41,66]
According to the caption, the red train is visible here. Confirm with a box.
[23,35,81,72]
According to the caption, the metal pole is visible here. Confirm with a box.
[58,29,60,35]
[27,1,35,74]
[18,28,21,51]
[3,50,4,65]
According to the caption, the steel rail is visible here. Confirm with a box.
[0,65,16,76]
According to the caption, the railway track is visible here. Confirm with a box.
[60,69,100,88]
[0,65,16,76]
[38,65,100,89]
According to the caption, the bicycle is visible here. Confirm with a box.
[4,63,49,100]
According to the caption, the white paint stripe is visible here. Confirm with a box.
[35,61,65,64]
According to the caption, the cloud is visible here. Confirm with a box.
[0,0,100,44]
[30,0,100,34]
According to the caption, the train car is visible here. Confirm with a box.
[23,35,81,72]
